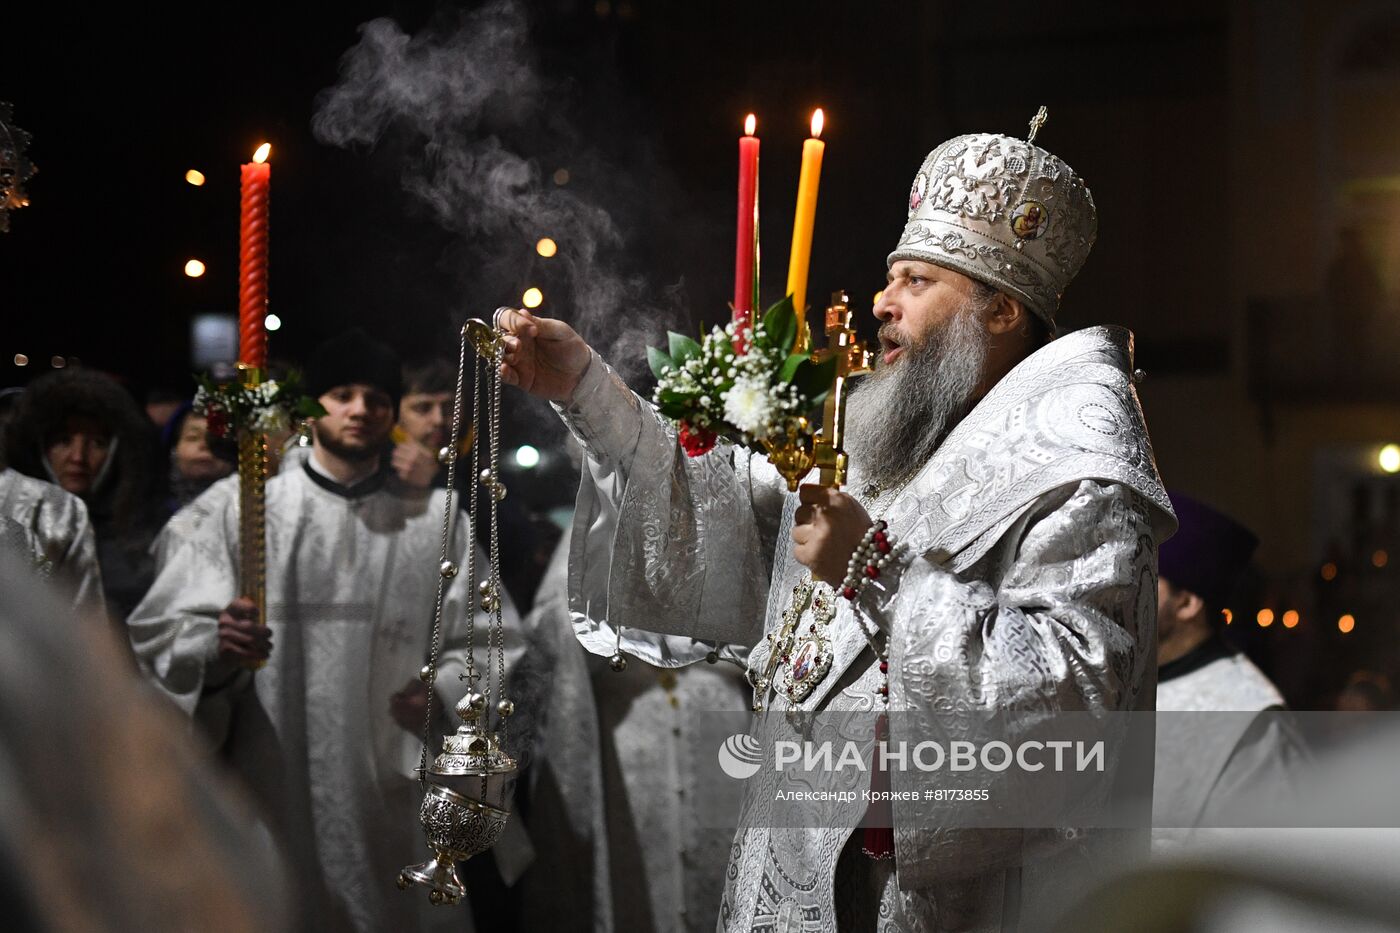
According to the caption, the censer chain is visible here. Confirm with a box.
[419,323,471,786]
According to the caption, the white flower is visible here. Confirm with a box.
[252,406,291,435]
[723,375,776,436]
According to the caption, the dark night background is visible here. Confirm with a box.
[2,2,1226,386]
[5,0,1400,708]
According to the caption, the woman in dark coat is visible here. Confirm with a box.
[5,369,167,625]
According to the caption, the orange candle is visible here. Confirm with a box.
[239,143,271,370]
[786,109,824,346]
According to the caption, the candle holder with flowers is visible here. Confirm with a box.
[193,370,325,440]
[647,295,837,491]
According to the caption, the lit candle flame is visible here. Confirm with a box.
[253,143,272,164]
[744,113,756,136]
[810,108,824,139]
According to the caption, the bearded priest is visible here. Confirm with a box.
[497,120,1176,931]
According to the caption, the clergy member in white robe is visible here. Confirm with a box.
[495,123,1177,931]
[1153,491,1310,850]
[129,330,523,933]
[512,519,750,933]
[0,465,105,619]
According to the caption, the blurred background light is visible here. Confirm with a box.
[1379,443,1400,473]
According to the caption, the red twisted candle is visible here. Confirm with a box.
[238,144,271,370]
[733,114,759,352]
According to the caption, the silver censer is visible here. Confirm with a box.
[397,314,518,906]
[396,693,517,904]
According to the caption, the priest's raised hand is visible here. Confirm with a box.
[496,307,592,402]
[216,596,271,663]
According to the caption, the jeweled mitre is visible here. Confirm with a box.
[887,132,1097,328]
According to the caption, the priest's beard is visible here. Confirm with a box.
[844,298,992,491]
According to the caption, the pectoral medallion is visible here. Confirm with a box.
[777,581,838,704]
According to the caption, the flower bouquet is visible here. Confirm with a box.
[193,372,325,438]
[648,296,837,487]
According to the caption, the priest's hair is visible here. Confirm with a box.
[845,287,996,490]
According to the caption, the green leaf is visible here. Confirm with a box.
[657,400,689,419]
[668,332,703,364]
[778,351,810,384]
[759,296,798,354]
[648,346,675,380]
[295,396,327,418]
[656,387,693,406]
[791,355,838,403]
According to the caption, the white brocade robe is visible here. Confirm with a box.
[128,465,522,933]
[0,467,105,620]
[513,523,751,933]
[557,327,1176,932]
[1153,647,1311,850]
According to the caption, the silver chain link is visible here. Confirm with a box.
[418,324,471,787]
[489,342,506,739]
[465,350,483,687]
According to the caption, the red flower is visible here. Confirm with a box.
[678,421,717,457]
[206,407,229,438]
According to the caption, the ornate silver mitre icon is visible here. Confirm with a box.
[887,106,1098,331]
[397,691,518,905]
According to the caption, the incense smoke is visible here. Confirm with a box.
[311,1,683,381]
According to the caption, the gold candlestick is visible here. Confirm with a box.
[812,291,871,488]
[236,363,270,669]
[757,290,869,492]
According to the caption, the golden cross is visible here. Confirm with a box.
[1027,105,1048,143]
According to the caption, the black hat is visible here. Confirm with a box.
[1158,491,1258,609]
[305,329,402,406]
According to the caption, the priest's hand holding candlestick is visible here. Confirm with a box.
[791,484,873,586]
[217,596,271,664]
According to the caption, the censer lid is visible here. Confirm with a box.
[430,724,518,777]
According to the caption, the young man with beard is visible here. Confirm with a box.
[128,330,523,933]
[497,125,1176,930]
